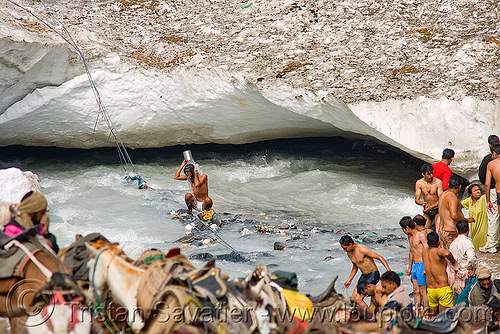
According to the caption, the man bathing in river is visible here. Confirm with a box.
[438,175,474,250]
[340,235,391,309]
[415,163,443,231]
[174,160,213,215]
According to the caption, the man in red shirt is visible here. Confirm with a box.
[433,148,454,191]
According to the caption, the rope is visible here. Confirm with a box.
[5,0,147,187]
[192,217,239,254]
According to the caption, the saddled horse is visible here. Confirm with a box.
[0,227,78,333]
[86,242,146,332]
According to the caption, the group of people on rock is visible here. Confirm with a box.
[339,135,500,324]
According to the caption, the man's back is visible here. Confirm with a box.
[433,161,452,191]
[423,247,448,289]
[438,191,458,231]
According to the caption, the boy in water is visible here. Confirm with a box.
[415,163,443,231]
[340,235,391,309]
[422,231,456,317]
[174,160,213,217]
[399,216,428,316]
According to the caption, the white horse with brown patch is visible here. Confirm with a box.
[86,242,146,332]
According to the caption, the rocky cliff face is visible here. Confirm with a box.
[1,0,499,176]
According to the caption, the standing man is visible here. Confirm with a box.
[339,235,391,308]
[449,220,477,297]
[438,175,474,250]
[432,148,455,191]
[484,142,500,253]
[422,231,456,316]
[399,216,428,315]
[174,160,213,217]
[415,163,443,230]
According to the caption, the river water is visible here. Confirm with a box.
[0,137,425,295]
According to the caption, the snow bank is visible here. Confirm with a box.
[0,167,42,203]
[0,52,497,177]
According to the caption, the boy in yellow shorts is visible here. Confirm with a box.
[422,231,456,317]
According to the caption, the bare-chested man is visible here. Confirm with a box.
[415,163,443,230]
[437,174,474,250]
[399,216,428,315]
[422,231,456,316]
[340,235,391,309]
[413,214,431,235]
[486,144,500,215]
[357,282,388,316]
[174,160,213,215]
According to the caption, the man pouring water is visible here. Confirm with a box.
[174,150,213,218]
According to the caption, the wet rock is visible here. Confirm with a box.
[190,252,215,261]
[175,234,202,243]
[216,251,246,262]
[274,242,287,250]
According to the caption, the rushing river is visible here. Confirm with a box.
[0,137,425,295]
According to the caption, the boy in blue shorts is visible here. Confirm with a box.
[399,216,429,316]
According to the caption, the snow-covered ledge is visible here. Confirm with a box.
[0,167,42,203]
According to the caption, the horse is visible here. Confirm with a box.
[25,289,92,334]
[86,242,146,332]
[0,227,74,333]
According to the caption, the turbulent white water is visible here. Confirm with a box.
[0,139,425,294]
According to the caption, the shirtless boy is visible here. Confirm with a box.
[357,281,388,316]
[340,235,391,309]
[486,144,500,214]
[174,160,213,214]
[422,231,456,316]
[399,216,428,315]
[415,163,443,230]
[437,175,474,250]
[413,214,431,235]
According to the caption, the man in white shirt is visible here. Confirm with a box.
[450,220,477,296]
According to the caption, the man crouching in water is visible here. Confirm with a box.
[174,160,213,215]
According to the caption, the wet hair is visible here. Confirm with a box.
[442,148,455,160]
[183,164,195,174]
[488,135,499,146]
[421,163,433,175]
[413,214,426,227]
[357,281,369,294]
[467,184,482,197]
[491,144,500,155]
[448,175,462,189]
[488,298,500,313]
[427,231,439,247]
[339,235,354,246]
[399,216,414,230]
[381,271,400,287]
[456,220,469,234]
